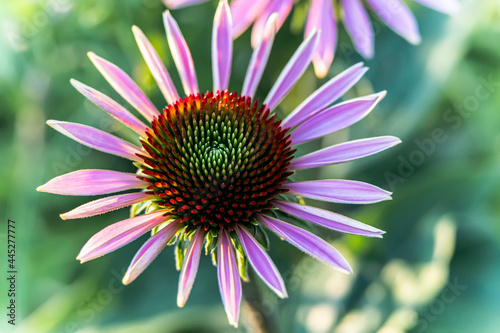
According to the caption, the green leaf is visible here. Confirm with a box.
[130,200,149,218]
[253,224,271,251]
[236,251,249,282]
[175,233,188,271]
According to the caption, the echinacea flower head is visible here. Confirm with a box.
[38,0,400,327]
[164,0,460,77]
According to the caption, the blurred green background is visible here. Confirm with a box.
[1,0,500,332]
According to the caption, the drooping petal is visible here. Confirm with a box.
[37,170,147,196]
[250,0,293,48]
[365,0,421,44]
[258,214,352,273]
[236,226,287,298]
[177,228,205,307]
[217,229,242,328]
[241,13,277,99]
[212,0,233,92]
[282,180,392,204]
[264,29,320,111]
[290,92,386,145]
[132,26,179,105]
[163,0,209,9]
[88,52,160,122]
[47,121,143,162]
[70,79,147,137]
[122,221,182,284]
[231,0,269,39]
[341,0,374,59]
[290,136,401,170]
[61,192,155,220]
[282,63,368,128]
[77,210,171,263]
[413,0,460,15]
[273,200,385,237]
[163,11,199,96]
[306,0,337,78]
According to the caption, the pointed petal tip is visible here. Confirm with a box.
[163,9,172,19]
[122,275,132,285]
[407,32,422,45]
[377,90,387,100]
[59,214,67,221]
[69,78,84,90]
[177,294,187,308]
[131,25,142,36]
[36,185,43,192]
[268,12,279,23]
[277,289,288,299]
[76,255,85,263]
[363,49,375,59]
[264,12,279,36]
[229,320,239,328]
[343,266,353,274]
[306,27,319,39]
[337,259,353,274]
[313,61,329,79]
[391,136,403,146]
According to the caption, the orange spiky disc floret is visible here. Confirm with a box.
[138,91,294,231]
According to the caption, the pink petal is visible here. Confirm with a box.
[132,26,179,105]
[263,29,320,111]
[365,0,421,44]
[47,120,143,162]
[37,170,147,196]
[77,210,171,263]
[306,0,337,78]
[413,0,460,15]
[273,200,385,237]
[88,52,160,122]
[217,229,242,328]
[231,0,269,39]
[290,136,401,170]
[70,79,147,137]
[250,0,293,48]
[60,192,155,220]
[282,63,368,128]
[163,11,199,96]
[341,0,374,59]
[122,221,182,284]
[177,228,205,307]
[290,92,386,145]
[212,0,233,92]
[282,180,392,204]
[236,226,287,298]
[241,13,277,99]
[163,0,209,9]
[258,214,352,273]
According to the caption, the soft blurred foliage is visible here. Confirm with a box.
[1,0,500,332]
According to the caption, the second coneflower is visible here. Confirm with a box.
[38,0,400,327]
[165,0,459,77]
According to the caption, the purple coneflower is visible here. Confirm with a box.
[38,0,399,327]
[164,0,459,77]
